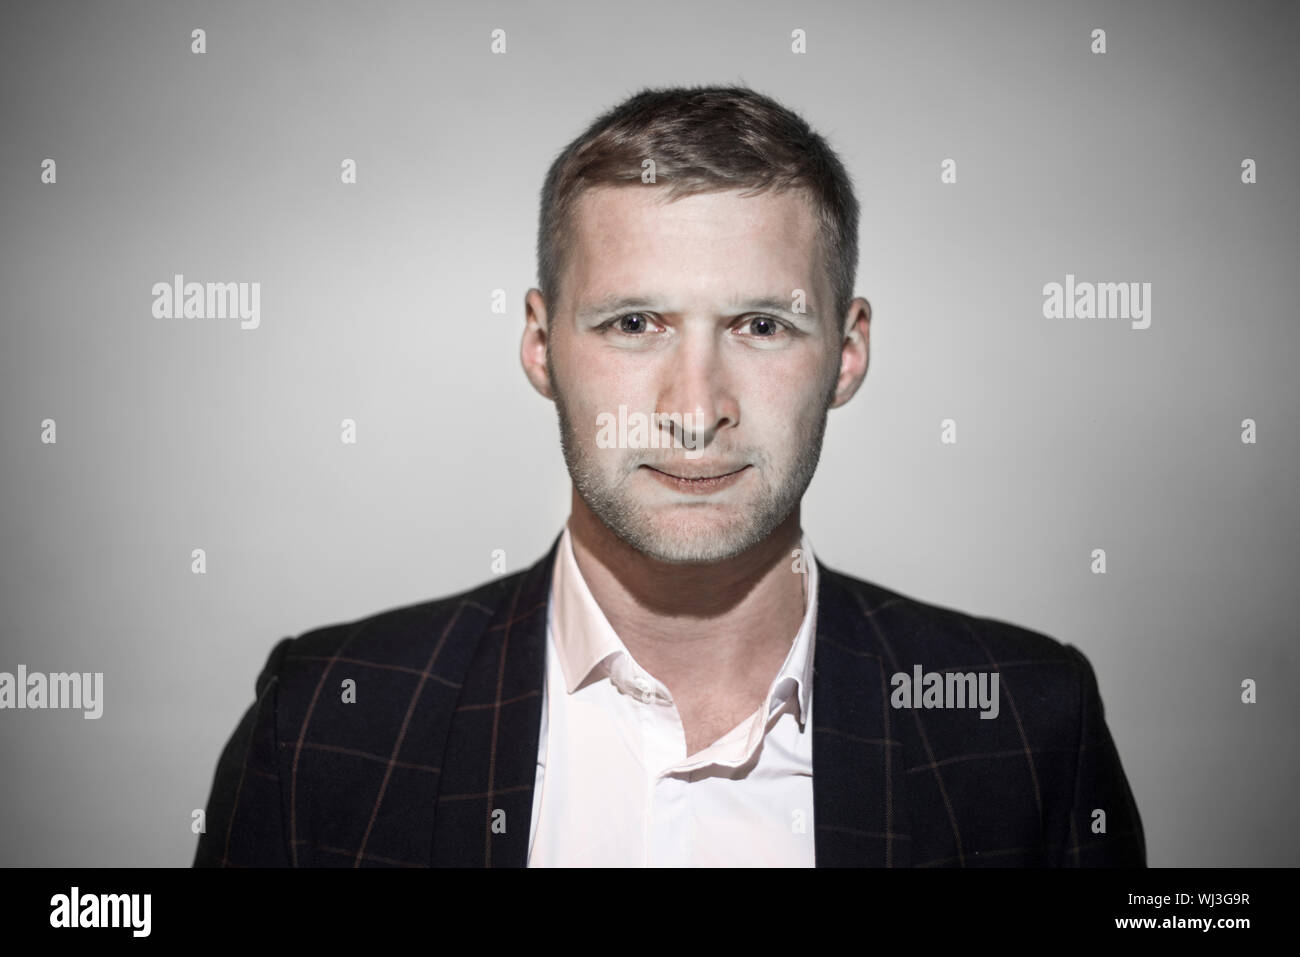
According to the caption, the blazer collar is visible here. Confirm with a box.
[429,533,910,867]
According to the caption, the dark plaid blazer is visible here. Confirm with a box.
[194,531,1146,867]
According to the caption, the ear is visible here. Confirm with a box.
[829,297,871,409]
[521,288,555,400]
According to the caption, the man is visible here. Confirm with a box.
[194,85,1145,868]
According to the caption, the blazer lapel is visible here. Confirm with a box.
[812,560,912,867]
[429,533,559,867]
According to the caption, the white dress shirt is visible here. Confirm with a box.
[527,523,818,867]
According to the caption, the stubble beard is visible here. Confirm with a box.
[547,346,838,565]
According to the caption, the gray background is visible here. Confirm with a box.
[1,0,1296,867]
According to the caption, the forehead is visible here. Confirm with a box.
[564,185,827,307]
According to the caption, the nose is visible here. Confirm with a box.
[654,327,739,452]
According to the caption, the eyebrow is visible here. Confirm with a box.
[576,294,818,322]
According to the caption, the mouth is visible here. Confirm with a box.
[641,463,751,494]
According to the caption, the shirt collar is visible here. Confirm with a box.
[548,522,625,695]
[548,521,818,726]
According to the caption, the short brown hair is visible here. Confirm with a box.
[536,84,860,326]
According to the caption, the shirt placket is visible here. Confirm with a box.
[623,664,692,867]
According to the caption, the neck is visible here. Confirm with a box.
[565,489,807,702]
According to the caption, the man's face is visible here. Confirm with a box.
[541,185,847,564]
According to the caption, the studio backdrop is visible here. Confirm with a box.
[0,0,1296,866]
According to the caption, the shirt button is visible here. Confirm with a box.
[634,676,653,702]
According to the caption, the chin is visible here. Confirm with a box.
[622,510,767,564]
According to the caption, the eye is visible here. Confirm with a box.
[603,312,657,334]
[736,315,790,337]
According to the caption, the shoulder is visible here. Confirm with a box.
[255,567,534,706]
[814,563,1142,864]
[819,562,1078,662]
[816,561,1095,730]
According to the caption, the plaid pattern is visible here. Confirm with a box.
[194,531,1145,867]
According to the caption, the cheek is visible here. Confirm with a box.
[746,355,828,418]
[565,346,653,410]
[749,393,810,447]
